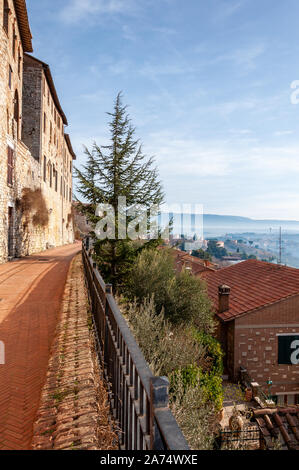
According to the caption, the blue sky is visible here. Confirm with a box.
[26,0,299,220]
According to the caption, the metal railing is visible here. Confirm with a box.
[219,426,261,450]
[82,238,189,451]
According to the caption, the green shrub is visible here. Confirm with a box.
[194,330,224,376]
[169,370,219,450]
[125,248,215,333]
[199,371,223,412]
[170,364,201,392]
[125,297,206,377]
[124,298,222,449]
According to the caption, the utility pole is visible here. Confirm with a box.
[278,226,282,265]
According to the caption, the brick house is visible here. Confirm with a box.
[201,260,299,405]
[0,0,75,263]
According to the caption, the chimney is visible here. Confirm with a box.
[218,285,230,313]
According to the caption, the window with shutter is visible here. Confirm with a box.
[7,147,14,185]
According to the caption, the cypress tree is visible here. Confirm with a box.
[74,92,164,290]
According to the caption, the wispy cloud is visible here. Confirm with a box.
[60,0,139,24]
[214,0,246,22]
[212,43,266,72]
[274,130,294,136]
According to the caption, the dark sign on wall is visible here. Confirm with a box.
[278,335,299,365]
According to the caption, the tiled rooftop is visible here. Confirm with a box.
[253,406,299,450]
[169,249,217,275]
[200,260,299,322]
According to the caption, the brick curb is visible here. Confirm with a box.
[31,253,118,450]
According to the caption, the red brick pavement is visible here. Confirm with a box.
[0,243,81,450]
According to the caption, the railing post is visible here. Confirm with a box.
[104,284,113,374]
[150,376,169,450]
[86,236,90,251]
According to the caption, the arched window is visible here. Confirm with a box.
[14,90,19,139]
[3,0,9,34]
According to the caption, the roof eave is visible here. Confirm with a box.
[64,134,76,160]
[14,0,33,52]
[216,291,299,322]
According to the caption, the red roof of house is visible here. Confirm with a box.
[170,249,217,275]
[200,260,299,322]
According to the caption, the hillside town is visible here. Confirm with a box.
[0,0,298,456]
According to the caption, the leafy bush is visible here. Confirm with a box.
[169,370,220,450]
[194,330,224,376]
[124,297,223,449]
[125,297,206,376]
[125,248,214,333]
[170,364,201,393]
[170,365,223,413]
[199,372,223,412]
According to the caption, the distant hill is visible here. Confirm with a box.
[203,214,299,226]
[167,212,299,237]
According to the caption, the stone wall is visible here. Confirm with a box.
[22,55,42,161]
[0,0,25,262]
[0,3,74,264]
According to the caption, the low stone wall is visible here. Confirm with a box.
[31,254,118,450]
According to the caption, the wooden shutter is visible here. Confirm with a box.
[7,147,13,185]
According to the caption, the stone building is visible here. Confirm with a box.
[0,0,75,263]
[201,260,299,404]
[22,54,75,249]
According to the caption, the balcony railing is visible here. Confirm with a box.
[82,238,189,451]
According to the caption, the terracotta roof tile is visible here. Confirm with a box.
[14,0,33,52]
[200,260,299,321]
[253,407,299,450]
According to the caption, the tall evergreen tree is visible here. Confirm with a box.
[75,92,164,289]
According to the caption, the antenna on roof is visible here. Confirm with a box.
[278,226,282,265]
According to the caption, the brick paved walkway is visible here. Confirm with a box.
[0,243,81,450]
